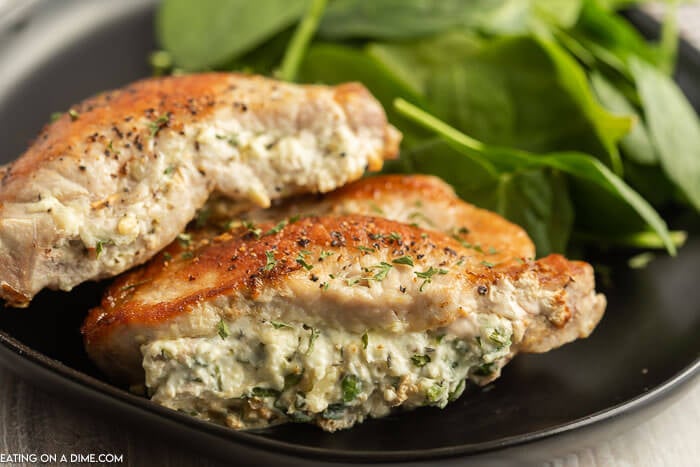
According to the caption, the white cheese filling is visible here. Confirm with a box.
[141,314,513,431]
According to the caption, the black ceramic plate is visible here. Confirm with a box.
[0,1,698,465]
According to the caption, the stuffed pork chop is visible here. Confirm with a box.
[83,215,605,432]
[0,73,400,307]
[214,174,536,265]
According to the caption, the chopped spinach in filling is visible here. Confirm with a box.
[142,315,512,431]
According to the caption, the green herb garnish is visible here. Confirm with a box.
[411,354,431,367]
[148,113,170,137]
[449,380,466,402]
[195,208,210,227]
[392,255,414,267]
[426,383,443,403]
[370,262,393,281]
[217,319,230,339]
[242,221,262,238]
[414,267,448,291]
[177,233,191,247]
[107,140,119,155]
[215,133,238,147]
[305,326,320,354]
[271,320,291,329]
[119,279,151,292]
[474,362,496,376]
[251,387,281,398]
[95,239,111,257]
[368,202,384,215]
[487,329,510,348]
[296,252,314,270]
[264,220,287,236]
[341,374,361,402]
[321,403,345,420]
[264,250,277,271]
[284,372,304,389]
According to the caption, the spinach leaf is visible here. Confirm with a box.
[536,37,630,175]
[590,72,657,165]
[657,0,679,75]
[631,57,700,212]
[531,0,583,29]
[497,169,574,256]
[402,139,500,209]
[226,27,295,75]
[568,0,661,76]
[622,159,677,207]
[367,33,486,94]
[297,43,429,152]
[156,0,308,70]
[277,0,328,82]
[575,230,686,250]
[594,0,646,10]
[372,35,631,173]
[401,140,572,255]
[318,0,526,40]
[394,98,675,255]
[317,0,581,41]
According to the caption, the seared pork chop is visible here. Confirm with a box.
[83,215,605,431]
[0,73,400,306]
[212,174,536,265]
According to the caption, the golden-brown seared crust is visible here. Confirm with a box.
[83,215,603,357]
[2,74,223,191]
[225,174,535,264]
[83,215,460,344]
[1,74,398,199]
[324,175,535,263]
[0,73,401,306]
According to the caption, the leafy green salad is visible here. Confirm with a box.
[151,0,699,259]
